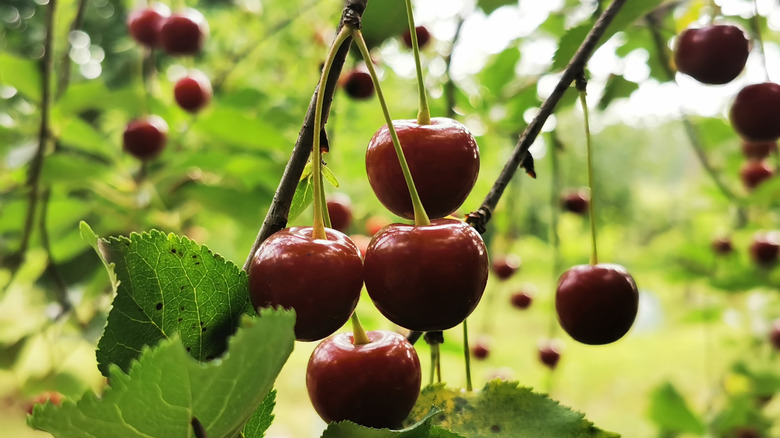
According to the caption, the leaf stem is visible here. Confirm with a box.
[463,318,473,391]
[576,76,598,266]
[350,312,370,345]
[352,29,431,226]
[404,0,430,125]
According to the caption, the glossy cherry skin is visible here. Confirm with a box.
[740,160,774,190]
[749,232,780,267]
[555,264,638,345]
[306,330,421,429]
[510,291,533,309]
[741,140,778,160]
[770,319,780,350]
[674,25,749,85]
[123,115,168,160]
[343,69,374,100]
[174,71,212,113]
[248,227,363,342]
[561,190,589,214]
[364,219,489,331]
[730,83,780,141]
[127,4,169,48]
[159,9,208,56]
[327,194,353,233]
[711,237,734,255]
[402,26,431,49]
[492,254,520,280]
[538,344,561,369]
[366,118,480,220]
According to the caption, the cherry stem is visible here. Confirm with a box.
[463,319,473,391]
[312,27,351,239]
[751,0,771,82]
[576,76,598,266]
[351,29,431,226]
[350,312,370,346]
[404,0,431,125]
[431,343,441,383]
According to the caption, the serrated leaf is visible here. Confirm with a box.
[90,228,254,376]
[321,408,441,438]
[405,381,619,438]
[29,310,295,438]
[0,51,41,101]
[289,175,314,222]
[646,382,705,434]
[322,164,340,188]
[477,0,517,15]
[241,390,276,438]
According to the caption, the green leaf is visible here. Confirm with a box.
[241,390,276,438]
[552,0,665,71]
[289,175,314,223]
[405,381,619,437]
[29,309,295,438]
[477,0,517,15]
[321,408,442,438]
[479,47,521,100]
[58,117,113,160]
[322,164,340,188]
[88,228,255,376]
[359,0,409,50]
[196,108,289,151]
[41,153,111,184]
[597,75,638,110]
[0,51,41,101]
[646,382,705,434]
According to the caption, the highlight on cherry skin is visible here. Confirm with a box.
[122,115,169,161]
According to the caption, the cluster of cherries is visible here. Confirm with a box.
[122,4,212,161]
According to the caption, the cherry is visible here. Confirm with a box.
[510,290,533,310]
[25,391,64,415]
[471,337,491,360]
[326,193,353,233]
[365,215,390,236]
[538,343,561,370]
[561,189,589,215]
[555,264,638,345]
[306,330,421,429]
[159,9,208,56]
[366,118,480,220]
[740,160,774,190]
[711,236,734,255]
[730,83,780,141]
[733,427,761,438]
[342,69,374,100]
[248,227,363,342]
[174,70,212,113]
[770,319,780,350]
[674,24,750,85]
[492,254,520,281]
[402,26,431,50]
[127,4,170,48]
[741,140,778,160]
[749,232,779,267]
[123,115,168,161]
[364,218,489,331]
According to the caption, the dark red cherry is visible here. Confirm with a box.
[741,140,778,160]
[174,70,212,113]
[711,237,734,255]
[159,9,208,56]
[538,342,561,370]
[122,115,168,161]
[770,319,780,350]
[127,4,170,48]
[730,83,780,141]
[492,254,520,281]
[740,160,774,190]
[342,69,374,100]
[327,193,353,233]
[561,189,590,214]
[674,24,750,85]
[402,26,431,49]
[471,337,491,360]
[749,232,780,267]
[510,290,533,309]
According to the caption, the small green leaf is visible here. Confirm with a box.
[289,175,314,223]
[477,0,517,15]
[242,390,277,438]
[597,75,638,110]
[0,51,41,101]
[321,408,442,438]
[322,164,340,188]
[646,382,705,434]
[29,310,295,438]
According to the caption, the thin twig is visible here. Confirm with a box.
[466,0,629,233]
[444,14,466,119]
[243,0,368,271]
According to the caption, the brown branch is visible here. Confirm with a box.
[242,0,368,271]
[466,0,629,233]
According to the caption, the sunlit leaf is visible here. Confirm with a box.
[0,52,41,101]
[646,382,705,434]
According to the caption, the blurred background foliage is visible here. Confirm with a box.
[1,0,780,436]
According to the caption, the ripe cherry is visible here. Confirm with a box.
[561,189,589,214]
[306,330,421,429]
[159,9,208,56]
[770,319,780,350]
[538,342,561,370]
[730,83,780,141]
[342,69,374,100]
[25,391,64,415]
[366,118,480,220]
[248,227,363,342]
[749,232,779,267]
[510,290,533,309]
[555,264,639,345]
[492,254,520,281]
[364,219,489,331]
[711,236,734,255]
[741,140,778,160]
[471,337,491,360]
[327,193,353,233]
[123,115,168,161]
[402,26,431,49]
[674,24,750,85]
[740,161,774,190]
[127,4,170,48]
[174,70,212,113]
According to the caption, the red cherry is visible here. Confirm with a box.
[159,9,208,56]
[674,24,750,85]
[174,70,212,113]
[402,26,431,49]
[365,215,390,236]
[342,69,374,100]
[510,290,533,309]
[366,118,480,220]
[741,140,778,160]
[730,83,780,141]
[711,236,734,255]
[364,219,489,331]
[123,115,168,161]
[555,264,639,345]
[561,189,589,214]
[248,227,363,342]
[471,338,490,360]
[740,160,774,190]
[492,254,520,281]
[25,391,64,415]
[770,319,780,350]
[749,232,780,267]
[127,4,170,48]
[327,194,353,233]
[538,343,561,370]
[306,330,421,429]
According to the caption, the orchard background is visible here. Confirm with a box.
[1,0,780,436]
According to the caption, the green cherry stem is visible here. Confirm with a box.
[352,28,431,226]
[312,27,351,239]
[404,0,431,125]
[576,76,598,266]
[463,318,473,391]
[351,312,371,346]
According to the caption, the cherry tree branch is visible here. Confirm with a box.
[466,0,628,233]
[243,0,368,271]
